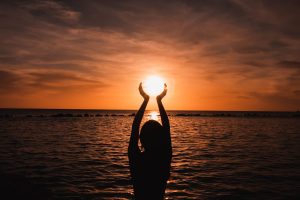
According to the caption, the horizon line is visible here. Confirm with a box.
[0,107,299,112]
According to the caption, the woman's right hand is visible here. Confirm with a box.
[157,83,167,101]
[139,82,149,100]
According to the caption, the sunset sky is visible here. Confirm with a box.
[0,0,300,111]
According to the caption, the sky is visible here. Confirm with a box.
[0,0,300,111]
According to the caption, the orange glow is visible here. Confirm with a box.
[0,1,299,111]
[143,75,165,96]
[147,111,159,121]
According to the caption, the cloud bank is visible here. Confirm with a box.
[0,0,300,110]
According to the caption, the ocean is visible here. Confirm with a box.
[0,109,299,199]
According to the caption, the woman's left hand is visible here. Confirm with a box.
[139,82,149,100]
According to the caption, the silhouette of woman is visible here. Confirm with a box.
[128,83,172,200]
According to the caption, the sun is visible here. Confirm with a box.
[143,75,165,96]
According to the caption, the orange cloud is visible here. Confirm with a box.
[0,0,300,110]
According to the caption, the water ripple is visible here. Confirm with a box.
[0,113,300,199]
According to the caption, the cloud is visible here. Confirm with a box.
[0,69,107,96]
[21,0,80,25]
[294,90,300,96]
[0,70,21,91]
[247,91,300,110]
[0,0,300,109]
[277,60,300,69]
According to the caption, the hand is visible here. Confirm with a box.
[139,82,149,100]
[157,83,167,101]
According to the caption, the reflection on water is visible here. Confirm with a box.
[147,111,159,121]
[0,110,300,199]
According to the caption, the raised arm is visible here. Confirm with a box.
[128,83,149,155]
[157,84,171,154]
[157,83,170,131]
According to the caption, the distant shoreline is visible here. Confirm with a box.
[1,109,299,118]
[0,108,299,112]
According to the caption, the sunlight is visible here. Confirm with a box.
[143,75,165,96]
[148,111,159,121]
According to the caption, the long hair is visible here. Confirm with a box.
[140,120,167,152]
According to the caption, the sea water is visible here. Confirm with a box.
[0,109,299,199]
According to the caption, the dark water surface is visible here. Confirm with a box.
[0,110,299,199]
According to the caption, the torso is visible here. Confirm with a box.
[129,151,171,200]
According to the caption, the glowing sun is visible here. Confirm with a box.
[143,75,165,96]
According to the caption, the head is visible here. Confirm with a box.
[140,120,166,152]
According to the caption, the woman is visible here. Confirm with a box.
[128,83,172,200]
